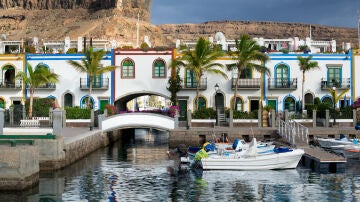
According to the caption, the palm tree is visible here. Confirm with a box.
[329,87,349,125]
[180,37,228,110]
[297,55,319,111]
[227,34,270,110]
[167,57,184,106]
[15,62,59,119]
[67,47,117,108]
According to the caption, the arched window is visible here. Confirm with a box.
[2,65,15,87]
[195,96,206,110]
[231,97,243,111]
[304,93,314,105]
[276,64,289,87]
[0,98,4,109]
[81,96,94,109]
[153,59,166,78]
[284,97,295,112]
[121,59,135,78]
[64,93,73,107]
[322,97,333,106]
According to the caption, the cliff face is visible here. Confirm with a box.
[0,0,152,10]
[158,21,358,48]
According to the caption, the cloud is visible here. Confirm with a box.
[151,0,360,28]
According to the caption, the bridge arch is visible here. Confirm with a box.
[100,113,175,132]
[114,91,171,111]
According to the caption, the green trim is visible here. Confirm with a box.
[0,134,55,139]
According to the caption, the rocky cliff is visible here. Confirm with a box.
[158,21,358,49]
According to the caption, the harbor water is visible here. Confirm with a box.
[1,129,360,201]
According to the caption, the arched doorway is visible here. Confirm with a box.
[304,93,314,105]
[64,93,73,107]
[284,97,295,112]
[3,65,15,87]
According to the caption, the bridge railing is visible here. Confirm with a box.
[277,118,309,147]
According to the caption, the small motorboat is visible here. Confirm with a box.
[316,134,356,149]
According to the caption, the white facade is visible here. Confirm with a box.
[26,53,113,110]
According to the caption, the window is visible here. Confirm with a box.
[0,98,4,109]
[195,96,206,109]
[64,93,73,107]
[284,97,295,112]
[121,59,134,78]
[81,96,94,109]
[186,69,197,88]
[304,93,314,105]
[232,67,252,79]
[231,97,243,111]
[327,66,341,88]
[153,60,166,78]
[88,75,102,88]
[322,97,333,106]
[276,64,289,87]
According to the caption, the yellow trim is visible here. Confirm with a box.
[0,96,6,108]
[0,54,24,61]
[230,95,244,111]
[353,49,360,100]
[193,94,207,110]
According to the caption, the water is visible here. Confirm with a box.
[1,129,360,201]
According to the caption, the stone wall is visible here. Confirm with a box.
[0,146,39,190]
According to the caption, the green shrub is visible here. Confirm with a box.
[192,108,216,119]
[25,45,36,53]
[65,106,91,119]
[25,98,54,117]
[66,48,78,54]
[225,109,254,119]
[339,106,353,119]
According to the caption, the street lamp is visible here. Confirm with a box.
[214,83,219,93]
[332,86,336,126]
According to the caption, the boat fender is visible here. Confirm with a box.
[274,147,293,153]
[194,149,209,160]
[232,138,240,150]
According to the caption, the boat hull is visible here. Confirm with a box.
[200,149,304,170]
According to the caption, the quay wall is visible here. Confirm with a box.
[0,146,39,190]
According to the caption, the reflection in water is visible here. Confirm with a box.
[1,129,360,201]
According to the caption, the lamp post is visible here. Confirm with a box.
[214,83,219,93]
[332,86,336,126]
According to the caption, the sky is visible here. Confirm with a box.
[151,0,360,28]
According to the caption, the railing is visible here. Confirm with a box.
[183,77,207,90]
[80,78,109,90]
[278,119,309,147]
[0,80,22,90]
[321,78,350,89]
[25,83,56,89]
[231,78,260,89]
[268,78,297,90]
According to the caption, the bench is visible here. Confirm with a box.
[20,119,40,128]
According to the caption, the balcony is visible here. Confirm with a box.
[80,78,109,90]
[321,78,350,90]
[25,83,56,90]
[182,77,207,90]
[0,80,22,90]
[231,78,260,89]
[268,78,297,90]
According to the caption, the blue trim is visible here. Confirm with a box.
[47,95,56,99]
[26,53,112,61]
[350,49,353,104]
[263,61,267,100]
[24,54,28,99]
[270,58,349,61]
[269,53,350,57]
[282,94,296,111]
[110,49,115,104]
[79,95,95,109]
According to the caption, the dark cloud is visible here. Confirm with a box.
[151,0,360,28]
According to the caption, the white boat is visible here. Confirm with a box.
[330,144,360,159]
[194,138,304,170]
[317,134,356,148]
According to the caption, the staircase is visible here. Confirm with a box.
[216,108,227,126]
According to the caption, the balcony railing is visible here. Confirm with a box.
[0,80,22,90]
[321,78,350,89]
[80,78,109,90]
[182,77,207,90]
[25,83,56,90]
[231,78,260,89]
[268,78,297,90]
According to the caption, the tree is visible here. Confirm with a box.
[297,55,319,111]
[180,37,228,110]
[226,35,270,110]
[15,63,59,119]
[329,87,349,125]
[167,57,183,106]
[67,47,117,108]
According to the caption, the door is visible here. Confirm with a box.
[276,64,289,88]
[215,93,225,112]
[0,98,4,109]
[267,100,277,111]
[178,100,187,121]
[100,100,109,111]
